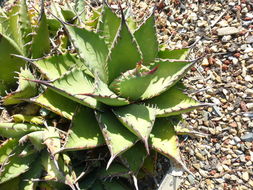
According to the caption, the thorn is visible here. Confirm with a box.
[76,93,95,96]
[23,78,50,86]
[118,1,125,23]
[52,148,64,156]
[53,157,60,170]
[144,139,150,155]
[145,65,159,75]
[11,54,35,64]
[26,32,37,37]
[106,155,116,170]
[132,175,139,190]
[24,41,33,47]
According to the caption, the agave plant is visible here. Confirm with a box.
[0,0,210,189]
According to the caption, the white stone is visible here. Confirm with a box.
[242,172,249,181]
[217,27,240,36]
[245,75,252,82]
[246,103,253,110]
[218,20,228,27]
[222,35,232,42]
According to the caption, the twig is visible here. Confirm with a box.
[210,9,228,28]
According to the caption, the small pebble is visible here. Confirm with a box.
[221,35,232,42]
[241,132,253,141]
[242,172,249,181]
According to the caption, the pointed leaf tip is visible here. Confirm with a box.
[106,14,142,84]
[134,12,158,64]
[95,110,138,166]
[113,104,156,153]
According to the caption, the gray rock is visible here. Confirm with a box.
[187,174,195,185]
[241,132,253,142]
[246,36,253,44]
[234,136,241,143]
[215,143,221,150]
[217,27,240,36]
[158,167,183,190]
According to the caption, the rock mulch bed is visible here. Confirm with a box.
[131,0,253,189]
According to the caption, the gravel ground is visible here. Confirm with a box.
[143,0,253,189]
[129,0,252,189]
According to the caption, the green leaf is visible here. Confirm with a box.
[95,110,138,169]
[40,151,76,189]
[19,131,45,151]
[65,24,108,82]
[134,13,158,64]
[126,17,137,33]
[98,163,129,179]
[158,48,190,60]
[0,139,18,165]
[3,67,37,105]
[19,0,32,56]
[110,59,195,100]
[0,33,25,95]
[12,114,45,125]
[47,18,62,34]
[18,145,36,158]
[103,180,131,190]
[5,5,23,50]
[120,142,147,174]
[113,104,156,153]
[0,145,37,184]
[33,53,90,80]
[84,7,101,28]
[40,150,64,182]
[98,5,121,48]
[79,170,98,189]
[29,89,77,120]
[20,127,60,153]
[31,10,50,58]
[64,106,105,151]
[140,150,157,176]
[32,68,103,110]
[106,16,142,84]
[149,118,184,168]
[19,157,43,190]
[0,177,20,190]
[145,85,207,117]
[91,180,104,190]
[85,77,130,106]
[36,182,53,189]
[0,7,9,35]
[0,123,43,138]
[74,0,86,21]
[61,9,76,23]
[44,127,61,154]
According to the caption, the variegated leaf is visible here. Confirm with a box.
[113,104,156,153]
[95,110,138,169]
[64,106,104,151]
[110,59,195,100]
